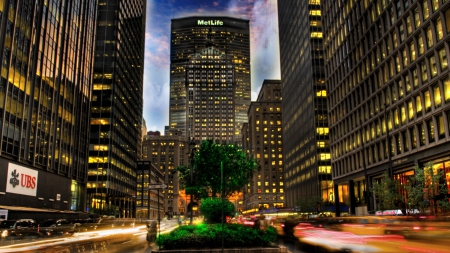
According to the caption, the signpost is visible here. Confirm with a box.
[148,184,167,250]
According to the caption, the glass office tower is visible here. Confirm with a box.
[322,0,450,215]
[87,0,145,217]
[0,0,96,211]
[278,0,332,208]
[170,16,251,143]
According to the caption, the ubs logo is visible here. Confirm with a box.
[9,169,19,187]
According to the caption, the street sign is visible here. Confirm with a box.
[149,184,167,189]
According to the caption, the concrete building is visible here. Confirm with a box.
[169,16,251,144]
[322,0,450,215]
[278,1,332,208]
[0,0,96,213]
[87,0,146,217]
[142,130,189,217]
[136,161,165,220]
[242,80,284,213]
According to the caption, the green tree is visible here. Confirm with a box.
[177,139,259,199]
[199,198,235,223]
[405,162,450,215]
[295,195,325,214]
[371,171,403,211]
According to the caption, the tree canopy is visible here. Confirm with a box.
[370,171,403,211]
[177,139,259,199]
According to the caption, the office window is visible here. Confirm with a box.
[436,18,443,41]
[432,0,439,12]
[445,78,450,102]
[401,105,406,125]
[396,134,402,153]
[434,85,442,108]
[413,68,419,88]
[427,119,435,142]
[425,90,432,112]
[430,56,437,77]
[402,131,409,152]
[423,1,430,20]
[410,42,416,61]
[416,95,423,117]
[418,34,424,55]
[405,74,411,94]
[408,100,414,120]
[439,48,448,71]
[446,8,450,33]
[402,48,408,67]
[426,26,434,48]
[414,8,421,28]
[406,15,413,35]
[419,123,426,146]
[421,61,428,83]
[398,80,404,98]
[410,127,417,149]
[437,114,445,139]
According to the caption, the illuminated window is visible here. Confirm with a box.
[316,90,327,97]
[430,56,437,77]
[311,32,323,38]
[410,127,417,149]
[439,48,448,70]
[408,100,414,120]
[438,115,445,139]
[416,95,423,116]
[434,85,442,108]
[309,10,321,16]
[426,26,434,48]
[427,120,435,142]
[425,90,432,112]
[319,153,331,161]
[421,61,428,83]
[436,18,443,41]
[414,8,421,28]
[91,118,110,125]
[418,34,424,55]
[410,42,416,62]
[444,78,450,102]
[423,1,430,20]
[316,127,329,135]
[406,16,413,35]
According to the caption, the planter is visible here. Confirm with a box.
[151,246,288,253]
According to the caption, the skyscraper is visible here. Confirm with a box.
[278,0,332,208]
[87,0,146,217]
[242,79,284,213]
[170,16,251,144]
[322,0,450,215]
[0,0,96,212]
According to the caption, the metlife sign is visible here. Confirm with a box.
[5,163,38,196]
[197,19,224,26]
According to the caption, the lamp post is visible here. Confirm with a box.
[189,138,196,225]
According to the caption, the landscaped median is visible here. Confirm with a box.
[151,224,287,253]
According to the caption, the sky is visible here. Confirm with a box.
[144,0,280,133]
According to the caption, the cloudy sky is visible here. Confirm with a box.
[144,0,280,133]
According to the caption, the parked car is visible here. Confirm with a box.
[0,219,42,239]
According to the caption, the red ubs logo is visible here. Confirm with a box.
[9,169,36,189]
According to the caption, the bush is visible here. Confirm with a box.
[200,198,235,224]
[156,224,278,250]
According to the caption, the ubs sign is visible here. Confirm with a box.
[197,19,224,26]
[6,163,38,196]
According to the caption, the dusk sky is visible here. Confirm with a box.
[144,0,280,133]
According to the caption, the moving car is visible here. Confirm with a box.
[0,219,42,239]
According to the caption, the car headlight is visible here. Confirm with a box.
[1,230,8,238]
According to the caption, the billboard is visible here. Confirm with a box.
[5,163,38,197]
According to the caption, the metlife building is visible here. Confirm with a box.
[169,16,251,144]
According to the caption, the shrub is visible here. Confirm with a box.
[156,224,278,250]
[200,198,235,223]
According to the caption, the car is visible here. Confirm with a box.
[243,216,261,229]
[0,219,42,239]
[38,219,76,236]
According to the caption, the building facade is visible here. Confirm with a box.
[169,16,251,143]
[242,80,284,213]
[322,0,450,215]
[278,1,332,208]
[87,0,146,217]
[136,161,165,219]
[142,130,188,217]
[0,0,96,212]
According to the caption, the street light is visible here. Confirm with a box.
[189,138,196,225]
